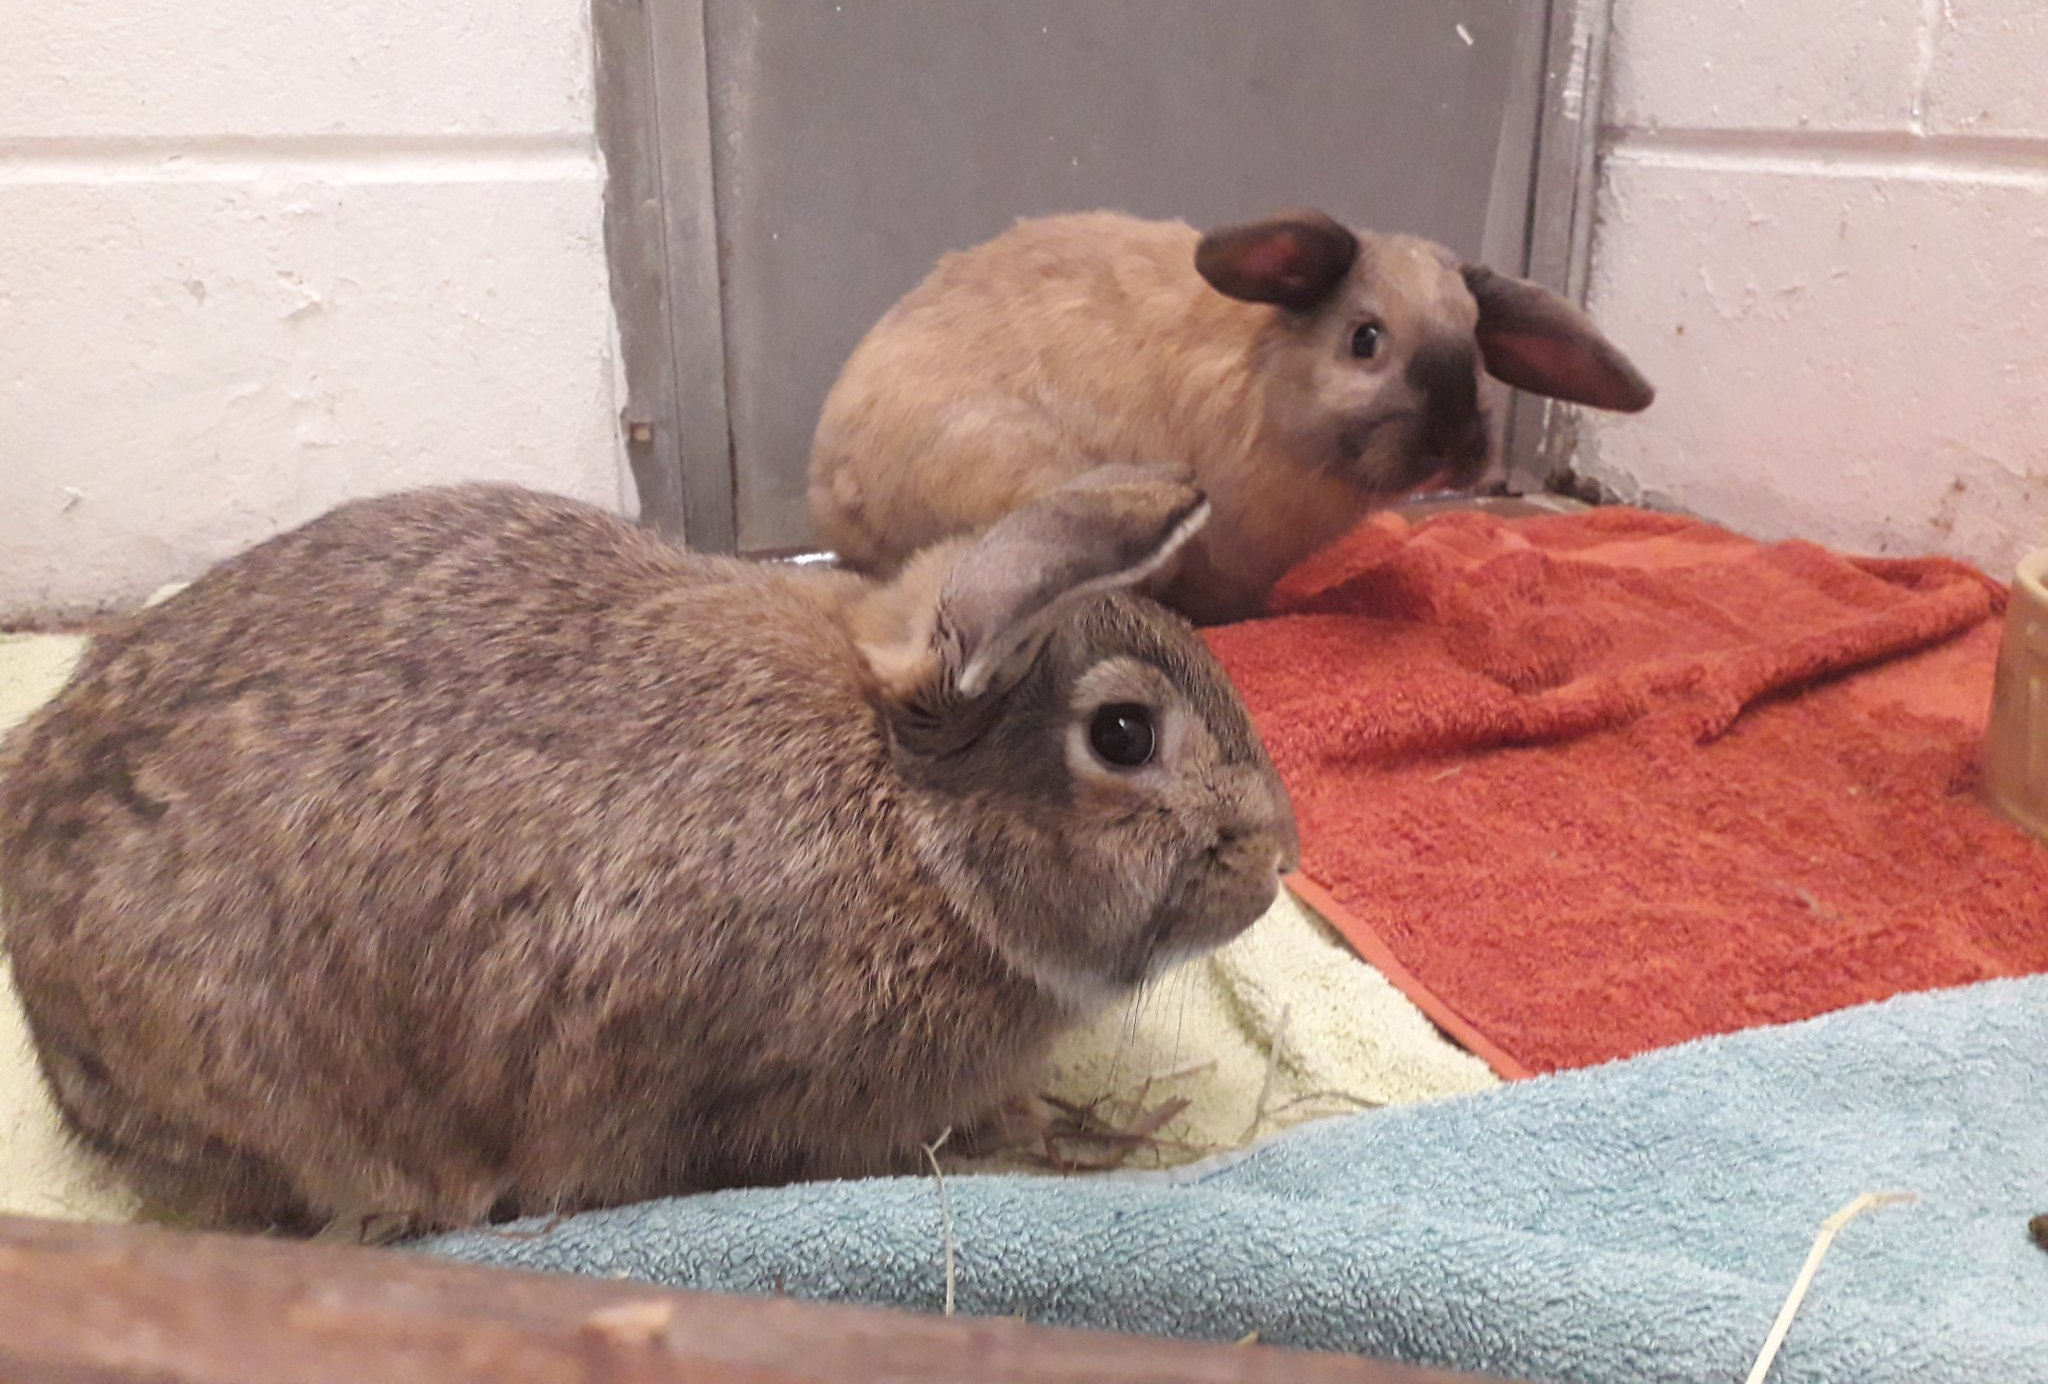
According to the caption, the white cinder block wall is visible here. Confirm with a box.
[1579,0,2048,577]
[0,1,627,620]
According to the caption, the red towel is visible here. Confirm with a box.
[1204,506,2047,1077]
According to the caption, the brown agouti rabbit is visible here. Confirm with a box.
[0,467,1296,1235]
[811,208,1655,624]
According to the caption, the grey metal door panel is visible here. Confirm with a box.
[700,0,1549,552]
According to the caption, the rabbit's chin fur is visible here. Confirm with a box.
[0,479,1295,1234]
[937,855,1285,1017]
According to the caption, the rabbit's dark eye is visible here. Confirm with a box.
[1351,321,1384,359]
[1088,703,1156,769]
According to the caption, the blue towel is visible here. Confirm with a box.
[426,978,2048,1383]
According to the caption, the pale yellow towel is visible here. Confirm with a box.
[961,888,1500,1173]
[0,632,83,740]
[0,623,1494,1222]
[1,631,144,1221]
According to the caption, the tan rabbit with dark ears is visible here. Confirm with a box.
[0,466,1296,1235]
[811,208,1655,625]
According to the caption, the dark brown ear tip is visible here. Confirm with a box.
[1613,362,1646,411]
[1614,371,1657,412]
[1194,209,1360,311]
[1570,378,1655,413]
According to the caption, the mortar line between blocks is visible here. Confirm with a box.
[1604,126,2048,188]
[0,133,601,187]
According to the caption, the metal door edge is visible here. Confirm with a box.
[593,0,738,550]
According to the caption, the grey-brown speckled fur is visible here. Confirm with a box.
[0,473,1295,1234]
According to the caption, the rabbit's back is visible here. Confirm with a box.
[2,485,884,911]
[810,214,1270,574]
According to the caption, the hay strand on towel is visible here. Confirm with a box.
[1243,1003,1294,1142]
[1745,1191,1915,1384]
[922,1128,956,1317]
[1032,1093,1197,1171]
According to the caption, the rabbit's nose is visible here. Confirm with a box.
[1220,765,1298,860]
[1227,818,1300,878]
[1433,418,1494,485]
[1214,826,1296,881]
[1272,815,1302,876]
[1408,342,1489,468]
[1268,778,1301,873]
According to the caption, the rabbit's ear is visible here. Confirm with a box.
[1196,210,1359,311]
[856,464,1208,712]
[1461,265,1656,412]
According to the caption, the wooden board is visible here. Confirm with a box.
[0,1214,1524,1384]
